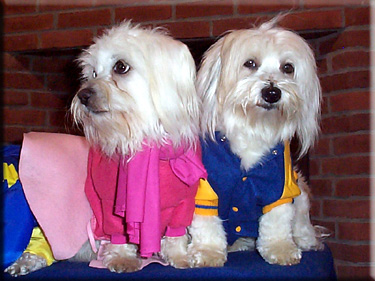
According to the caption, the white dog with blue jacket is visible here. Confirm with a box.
[189,17,328,265]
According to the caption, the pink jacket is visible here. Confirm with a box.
[85,142,207,257]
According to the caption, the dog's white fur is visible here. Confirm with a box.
[6,21,218,276]
[193,17,325,265]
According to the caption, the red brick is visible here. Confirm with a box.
[115,5,172,23]
[321,155,369,176]
[335,177,370,197]
[32,57,73,73]
[4,14,54,33]
[303,0,370,8]
[164,21,210,39]
[319,29,370,55]
[4,108,46,126]
[238,0,298,14]
[93,0,131,6]
[40,29,94,49]
[323,199,370,219]
[327,241,370,263]
[4,72,44,90]
[338,221,370,241]
[213,17,260,36]
[310,178,333,196]
[321,96,329,115]
[49,110,70,127]
[333,134,369,155]
[3,127,29,144]
[39,0,92,11]
[309,158,320,176]
[58,9,112,28]
[320,71,369,93]
[176,0,233,19]
[3,53,30,71]
[31,92,69,109]
[4,34,38,52]
[4,90,29,106]
[336,264,370,279]
[46,74,78,93]
[311,137,330,156]
[321,113,370,135]
[3,1,37,15]
[280,10,343,31]
[345,6,370,26]
[332,50,369,71]
[330,91,370,112]
[310,198,321,217]
[317,57,328,75]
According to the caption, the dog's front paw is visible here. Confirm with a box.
[188,245,227,268]
[5,252,47,276]
[104,256,142,273]
[102,243,142,273]
[257,240,302,265]
[165,254,190,269]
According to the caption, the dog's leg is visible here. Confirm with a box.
[187,214,227,267]
[5,253,47,277]
[160,234,189,268]
[227,237,255,252]
[102,243,142,273]
[256,203,302,265]
[292,177,327,250]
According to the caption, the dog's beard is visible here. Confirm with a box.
[72,101,147,158]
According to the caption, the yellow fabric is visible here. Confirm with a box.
[24,227,55,266]
[262,141,301,214]
[3,163,19,188]
[195,179,219,216]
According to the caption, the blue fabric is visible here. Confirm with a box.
[2,245,336,280]
[2,145,36,269]
[201,133,288,244]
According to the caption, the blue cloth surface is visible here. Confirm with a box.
[3,245,336,280]
[2,145,36,269]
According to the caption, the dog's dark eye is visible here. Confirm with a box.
[244,60,257,69]
[113,60,130,74]
[92,70,97,78]
[281,63,294,74]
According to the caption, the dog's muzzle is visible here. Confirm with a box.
[261,83,281,104]
[77,87,94,107]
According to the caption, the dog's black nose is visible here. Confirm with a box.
[261,84,281,104]
[77,88,94,106]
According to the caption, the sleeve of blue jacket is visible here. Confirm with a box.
[2,145,36,269]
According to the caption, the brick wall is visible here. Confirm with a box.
[2,0,372,279]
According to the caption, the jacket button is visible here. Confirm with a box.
[242,177,247,181]
[272,149,278,155]
[232,207,238,212]
[235,226,241,232]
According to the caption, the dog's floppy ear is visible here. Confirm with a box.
[196,37,225,140]
[146,35,199,146]
[296,56,322,158]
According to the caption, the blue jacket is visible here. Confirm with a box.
[201,132,300,244]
